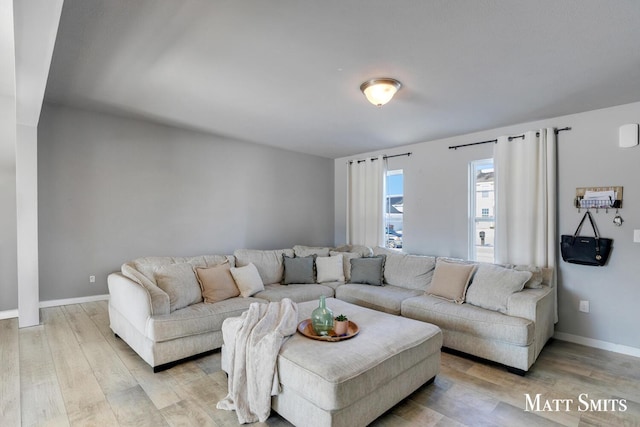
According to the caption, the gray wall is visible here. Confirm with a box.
[0,96,18,311]
[38,104,334,301]
[335,101,640,351]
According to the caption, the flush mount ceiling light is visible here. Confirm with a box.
[360,78,402,107]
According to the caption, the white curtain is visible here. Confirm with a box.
[347,155,386,248]
[494,128,557,320]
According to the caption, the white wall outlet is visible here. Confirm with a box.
[634,229,640,243]
[579,300,590,313]
[89,275,96,283]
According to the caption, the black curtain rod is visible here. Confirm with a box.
[448,127,572,150]
[349,152,412,164]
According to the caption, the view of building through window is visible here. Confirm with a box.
[385,169,403,249]
[470,160,494,262]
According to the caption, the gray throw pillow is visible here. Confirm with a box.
[349,255,386,286]
[282,255,316,284]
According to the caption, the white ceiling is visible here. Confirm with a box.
[44,0,640,159]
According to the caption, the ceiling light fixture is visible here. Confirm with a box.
[360,78,402,107]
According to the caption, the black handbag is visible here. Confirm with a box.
[561,211,612,266]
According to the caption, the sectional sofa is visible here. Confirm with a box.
[107,244,555,374]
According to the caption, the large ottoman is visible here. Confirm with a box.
[272,298,442,427]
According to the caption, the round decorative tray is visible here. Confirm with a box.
[297,319,359,342]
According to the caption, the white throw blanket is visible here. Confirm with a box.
[217,298,298,424]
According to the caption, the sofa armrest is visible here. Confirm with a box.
[506,287,552,322]
[108,272,168,335]
[507,287,555,358]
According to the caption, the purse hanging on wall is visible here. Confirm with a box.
[561,211,613,266]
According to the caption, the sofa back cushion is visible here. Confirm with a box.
[373,247,436,290]
[293,245,331,258]
[333,244,374,257]
[154,263,203,311]
[123,254,232,287]
[465,264,532,314]
[234,248,294,285]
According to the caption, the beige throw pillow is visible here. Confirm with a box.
[195,262,240,303]
[426,259,477,304]
[154,263,203,311]
[230,263,265,297]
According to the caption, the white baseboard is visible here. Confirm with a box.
[0,294,110,321]
[39,294,110,308]
[554,331,640,358]
[0,309,19,320]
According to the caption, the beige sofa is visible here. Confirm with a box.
[108,244,555,374]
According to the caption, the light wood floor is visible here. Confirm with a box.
[1,301,639,427]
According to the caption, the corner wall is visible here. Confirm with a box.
[38,104,334,301]
[335,101,640,353]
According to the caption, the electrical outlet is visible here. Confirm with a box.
[579,300,590,313]
[634,229,640,243]
[89,275,96,283]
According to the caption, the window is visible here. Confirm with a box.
[469,159,494,262]
[385,169,403,249]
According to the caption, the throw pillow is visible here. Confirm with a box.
[282,255,316,284]
[426,259,477,304]
[465,264,532,314]
[329,251,361,282]
[511,265,544,289]
[154,263,203,311]
[230,263,265,297]
[349,255,385,286]
[195,262,240,303]
[316,255,345,283]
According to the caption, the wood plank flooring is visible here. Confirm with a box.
[2,300,639,426]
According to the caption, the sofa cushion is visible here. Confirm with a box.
[426,259,476,304]
[401,294,534,346]
[373,247,436,290]
[147,297,264,343]
[234,248,294,285]
[466,264,532,314]
[329,251,361,282]
[230,263,265,297]
[349,256,385,286]
[316,255,345,283]
[293,245,331,258]
[282,255,316,285]
[333,244,373,257]
[336,284,422,315]
[153,263,203,312]
[195,262,240,303]
[254,283,334,303]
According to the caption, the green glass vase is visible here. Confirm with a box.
[311,295,333,336]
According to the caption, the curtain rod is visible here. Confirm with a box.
[448,127,572,150]
[348,152,412,164]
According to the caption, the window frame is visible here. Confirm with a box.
[468,159,495,262]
